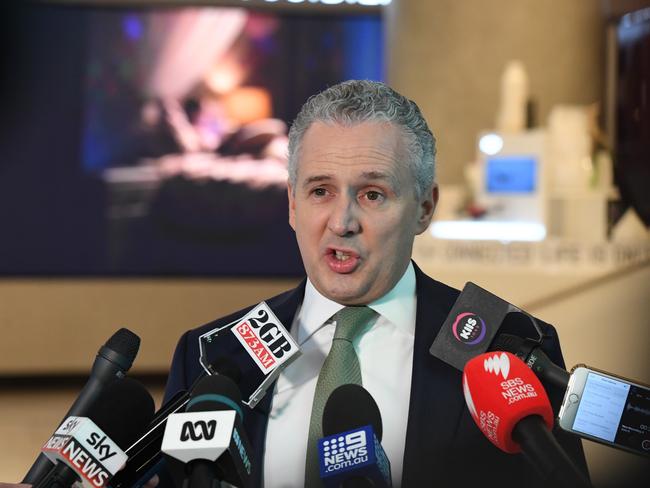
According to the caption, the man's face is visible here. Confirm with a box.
[288,121,437,305]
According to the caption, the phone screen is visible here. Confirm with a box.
[572,371,650,453]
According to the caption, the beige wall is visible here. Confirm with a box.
[386,0,605,184]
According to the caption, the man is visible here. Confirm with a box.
[164,80,587,487]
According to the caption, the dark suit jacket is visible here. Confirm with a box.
[163,263,588,487]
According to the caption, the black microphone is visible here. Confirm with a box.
[319,384,391,488]
[161,374,253,488]
[109,358,243,488]
[35,376,155,488]
[490,333,570,389]
[23,328,141,485]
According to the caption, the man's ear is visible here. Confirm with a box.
[415,183,438,234]
[287,182,296,231]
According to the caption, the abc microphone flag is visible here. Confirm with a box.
[161,375,253,488]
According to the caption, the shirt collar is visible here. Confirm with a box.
[296,262,417,344]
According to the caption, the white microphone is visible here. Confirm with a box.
[161,374,253,488]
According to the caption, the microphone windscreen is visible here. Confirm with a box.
[86,376,155,449]
[322,384,383,441]
[104,328,140,366]
[462,351,553,453]
[186,374,243,416]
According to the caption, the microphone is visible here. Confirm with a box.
[490,333,570,389]
[318,384,391,488]
[35,377,155,488]
[462,351,591,488]
[23,328,141,485]
[429,282,548,371]
[161,374,253,488]
[109,358,243,488]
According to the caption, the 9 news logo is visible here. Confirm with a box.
[321,430,369,473]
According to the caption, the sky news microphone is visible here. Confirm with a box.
[161,374,253,488]
[35,377,155,488]
[462,351,591,488]
[318,384,391,488]
[23,328,141,485]
[490,333,570,389]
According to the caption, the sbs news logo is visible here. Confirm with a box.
[483,352,510,380]
[322,430,368,473]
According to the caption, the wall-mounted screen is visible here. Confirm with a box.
[0,4,383,276]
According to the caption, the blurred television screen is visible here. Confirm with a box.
[0,3,383,276]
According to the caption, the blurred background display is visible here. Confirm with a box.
[0,3,383,276]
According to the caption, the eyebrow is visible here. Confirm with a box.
[301,171,401,195]
[302,174,334,189]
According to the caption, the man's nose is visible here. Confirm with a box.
[327,195,360,237]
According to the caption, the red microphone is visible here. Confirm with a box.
[463,352,591,487]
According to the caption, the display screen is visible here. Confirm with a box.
[573,371,650,454]
[0,4,383,276]
[485,156,537,193]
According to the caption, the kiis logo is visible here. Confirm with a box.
[483,353,510,379]
[452,312,486,345]
[322,430,368,473]
[180,420,217,441]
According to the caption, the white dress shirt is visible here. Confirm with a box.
[263,263,417,487]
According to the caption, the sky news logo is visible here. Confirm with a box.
[320,429,369,474]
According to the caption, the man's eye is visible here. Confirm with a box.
[313,188,327,197]
[365,191,383,201]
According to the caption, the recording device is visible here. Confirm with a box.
[558,365,650,458]
[112,304,298,487]
[198,302,301,408]
[109,359,244,488]
[462,351,590,488]
[161,374,253,488]
[23,328,141,485]
[35,377,155,488]
[429,282,545,371]
[490,333,570,389]
[318,384,391,488]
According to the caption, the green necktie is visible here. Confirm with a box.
[304,306,378,487]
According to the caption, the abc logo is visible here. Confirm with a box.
[180,420,217,442]
[452,312,486,345]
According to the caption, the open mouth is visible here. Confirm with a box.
[325,247,361,273]
[333,250,353,261]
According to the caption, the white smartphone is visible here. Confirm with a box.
[558,365,650,457]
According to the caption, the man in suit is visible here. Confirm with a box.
[164,80,587,487]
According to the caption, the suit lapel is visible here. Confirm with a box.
[401,265,465,486]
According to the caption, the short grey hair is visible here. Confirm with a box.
[287,80,436,199]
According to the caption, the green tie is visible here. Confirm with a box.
[304,306,378,487]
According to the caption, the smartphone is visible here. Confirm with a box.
[558,365,650,457]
